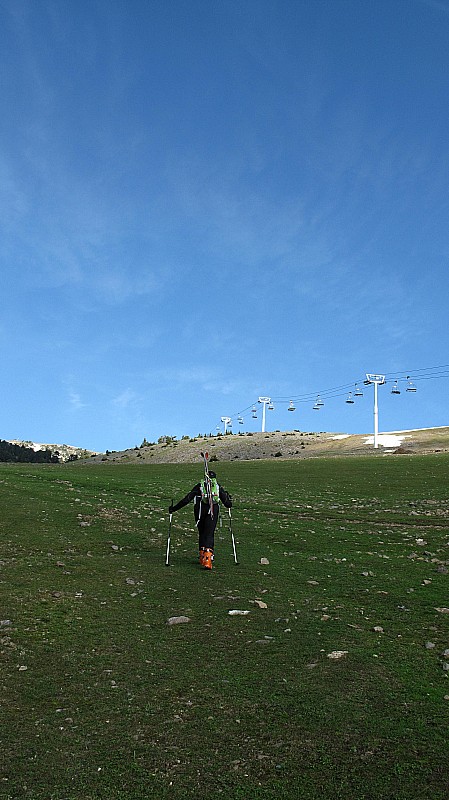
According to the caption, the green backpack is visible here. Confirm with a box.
[200,477,220,504]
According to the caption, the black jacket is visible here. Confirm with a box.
[171,483,232,514]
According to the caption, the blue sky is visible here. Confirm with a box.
[1,0,449,452]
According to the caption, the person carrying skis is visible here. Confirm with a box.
[169,470,232,569]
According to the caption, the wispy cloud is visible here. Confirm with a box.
[163,108,437,291]
[112,388,139,409]
[68,389,87,411]
[1,144,172,305]
[416,0,449,18]
[166,159,307,271]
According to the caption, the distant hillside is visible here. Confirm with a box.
[86,426,449,466]
[0,440,59,463]
[6,440,98,462]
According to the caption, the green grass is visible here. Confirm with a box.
[1,455,449,799]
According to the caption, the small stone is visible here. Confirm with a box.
[373,626,384,633]
[327,650,348,660]
[18,665,28,671]
[260,558,270,565]
[167,616,191,625]
[435,608,449,614]
[425,642,436,649]
[307,580,319,585]
[443,649,449,658]
[228,610,250,616]
[442,663,449,672]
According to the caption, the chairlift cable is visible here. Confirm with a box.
[214,361,449,435]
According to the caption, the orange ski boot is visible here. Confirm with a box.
[202,548,214,570]
[199,547,207,566]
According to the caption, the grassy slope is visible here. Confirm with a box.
[1,455,448,800]
[91,427,449,465]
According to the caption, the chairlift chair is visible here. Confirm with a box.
[288,401,296,412]
[391,380,401,395]
[354,384,363,397]
[346,392,355,404]
[268,402,274,411]
[406,377,417,392]
[315,395,324,407]
[238,416,244,424]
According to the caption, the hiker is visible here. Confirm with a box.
[169,471,232,569]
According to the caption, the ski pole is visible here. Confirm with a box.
[165,500,173,566]
[228,507,238,565]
